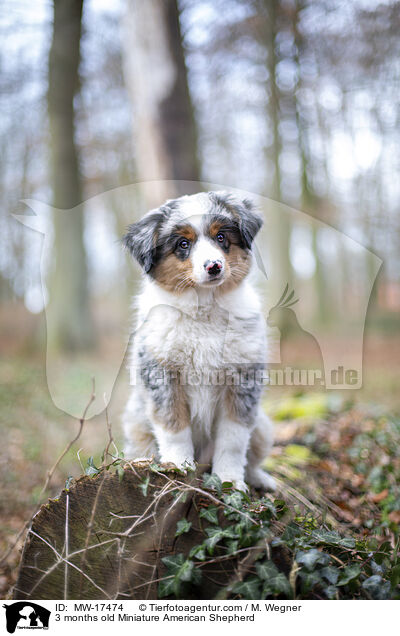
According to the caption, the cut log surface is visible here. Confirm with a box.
[14,465,272,600]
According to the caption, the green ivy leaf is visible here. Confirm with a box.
[241,531,261,548]
[298,570,322,594]
[177,559,196,582]
[296,549,330,571]
[310,529,355,549]
[337,537,356,549]
[234,517,254,541]
[390,563,400,588]
[158,576,178,598]
[255,498,278,520]
[149,462,162,472]
[189,544,207,561]
[160,553,200,597]
[85,456,100,477]
[281,523,302,544]
[256,560,279,580]
[204,526,238,554]
[203,473,222,495]
[320,566,339,585]
[162,553,185,574]
[116,465,125,482]
[262,573,292,598]
[255,560,292,598]
[311,528,336,544]
[64,476,74,490]
[199,506,219,525]
[324,585,338,599]
[191,567,202,585]
[374,541,391,564]
[225,539,239,555]
[337,565,361,586]
[172,490,188,503]
[371,560,384,576]
[224,491,244,510]
[204,528,225,554]
[362,575,391,599]
[139,475,150,497]
[175,518,192,537]
[231,577,261,599]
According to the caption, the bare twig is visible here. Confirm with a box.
[41,378,96,496]
[64,493,69,600]
[29,530,111,598]
[78,399,113,596]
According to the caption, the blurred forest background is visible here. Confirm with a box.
[1,0,400,598]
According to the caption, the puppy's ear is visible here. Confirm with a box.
[122,211,165,273]
[238,198,263,249]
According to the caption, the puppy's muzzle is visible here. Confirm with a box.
[204,259,223,278]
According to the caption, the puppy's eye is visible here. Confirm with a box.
[178,238,190,249]
[216,232,225,243]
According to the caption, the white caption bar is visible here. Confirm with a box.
[2,599,396,635]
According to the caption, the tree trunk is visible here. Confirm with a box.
[263,0,292,332]
[292,0,330,326]
[123,0,200,208]
[47,0,94,351]
[14,465,288,600]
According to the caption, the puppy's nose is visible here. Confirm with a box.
[204,259,223,276]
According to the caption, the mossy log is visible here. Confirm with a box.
[14,465,288,600]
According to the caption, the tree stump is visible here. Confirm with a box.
[14,464,288,600]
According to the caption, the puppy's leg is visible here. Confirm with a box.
[246,409,276,491]
[212,418,251,492]
[141,357,194,469]
[212,372,261,491]
[151,422,194,469]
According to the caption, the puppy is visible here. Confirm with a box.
[122,191,275,491]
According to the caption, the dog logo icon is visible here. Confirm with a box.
[3,603,50,634]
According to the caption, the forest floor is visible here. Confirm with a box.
[0,331,399,599]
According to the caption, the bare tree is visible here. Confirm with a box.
[123,0,200,207]
[47,0,94,350]
[262,0,292,310]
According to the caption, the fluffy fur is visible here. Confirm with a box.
[122,191,275,491]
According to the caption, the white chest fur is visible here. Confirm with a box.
[131,280,267,444]
[134,280,266,372]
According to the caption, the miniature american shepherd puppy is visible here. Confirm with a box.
[122,191,275,491]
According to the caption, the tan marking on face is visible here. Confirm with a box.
[177,225,197,242]
[208,220,242,244]
[216,244,251,295]
[154,253,195,293]
[208,220,224,238]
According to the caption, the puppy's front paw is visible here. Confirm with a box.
[160,456,195,474]
[217,473,249,493]
[232,480,249,493]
